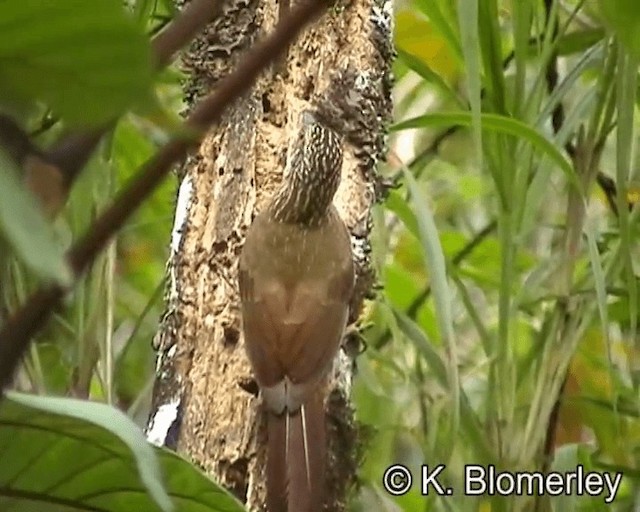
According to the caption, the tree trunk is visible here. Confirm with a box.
[146,0,393,509]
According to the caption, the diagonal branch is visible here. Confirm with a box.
[151,0,225,69]
[46,0,227,190]
[0,0,330,391]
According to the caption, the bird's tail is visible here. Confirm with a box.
[266,392,325,512]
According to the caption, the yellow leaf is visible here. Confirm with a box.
[479,500,492,512]
[395,10,460,83]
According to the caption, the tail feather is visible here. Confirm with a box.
[267,412,288,512]
[266,394,325,512]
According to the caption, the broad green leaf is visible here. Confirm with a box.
[599,0,640,58]
[0,392,246,511]
[0,151,72,284]
[0,0,153,126]
[157,450,245,512]
[0,392,172,511]
[383,189,419,239]
[401,169,457,354]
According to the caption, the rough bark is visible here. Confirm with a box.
[146,0,393,510]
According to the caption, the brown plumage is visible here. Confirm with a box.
[239,111,354,512]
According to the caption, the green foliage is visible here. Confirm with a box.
[0,151,71,284]
[392,112,579,188]
[355,0,640,510]
[0,0,190,509]
[599,0,640,58]
[2,0,640,511]
[0,393,244,512]
[0,0,153,125]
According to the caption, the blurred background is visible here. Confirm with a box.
[3,0,640,511]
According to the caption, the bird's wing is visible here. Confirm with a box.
[239,266,352,409]
[278,281,349,387]
[239,268,286,389]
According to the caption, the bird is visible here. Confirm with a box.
[238,110,354,512]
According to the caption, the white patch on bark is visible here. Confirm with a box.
[350,233,369,263]
[169,175,193,300]
[146,396,181,446]
[333,349,353,398]
[171,174,193,254]
[155,343,180,374]
[370,0,394,34]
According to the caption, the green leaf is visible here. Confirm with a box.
[584,220,611,365]
[392,307,448,387]
[392,307,492,462]
[413,0,462,60]
[0,392,172,511]
[383,189,419,239]
[615,48,639,361]
[0,393,246,511]
[599,0,640,58]
[392,112,580,190]
[397,48,465,108]
[556,28,606,56]
[0,151,72,284]
[158,450,246,512]
[457,0,483,181]
[401,169,457,353]
[0,0,153,126]
[401,166,460,448]
[394,8,461,86]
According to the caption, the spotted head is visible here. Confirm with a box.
[271,110,344,226]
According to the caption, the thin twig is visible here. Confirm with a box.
[151,0,225,69]
[0,0,330,390]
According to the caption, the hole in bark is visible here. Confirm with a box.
[212,240,227,252]
[219,458,249,502]
[302,78,314,100]
[261,92,271,113]
[223,325,239,346]
[232,167,242,175]
[218,167,224,176]
[238,377,259,397]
